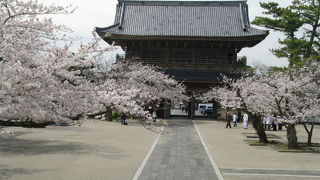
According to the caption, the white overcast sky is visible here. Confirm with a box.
[37,0,292,67]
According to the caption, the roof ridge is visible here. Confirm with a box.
[119,0,247,2]
[96,1,268,40]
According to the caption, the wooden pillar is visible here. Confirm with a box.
[187,101,191,118]
[163,100,170,119]
[190,95,195,120]
[212,100,219,120]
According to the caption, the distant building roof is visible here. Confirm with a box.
[96,0,267,41]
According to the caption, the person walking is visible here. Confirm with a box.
[233,113,238,127]
[278,120,283,130]
[225,112,232,128]
[273,116,277,131]
[238,111,242,122]
[262,116,267,130]
[243,113,248,129]
[181,105,185,113]
[121,113,127,125]
[266,116,273,131]
[152,110,157,123]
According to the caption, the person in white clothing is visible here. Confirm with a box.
[233,113,238,127]
[266,116,273,131]
[152,111,157,123]
[243,113,248,129]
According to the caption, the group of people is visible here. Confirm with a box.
[225,111,249,129]
[262,116,283,131]
[146,110,159,125]
[121,110,158,126]
[225,112,283,131]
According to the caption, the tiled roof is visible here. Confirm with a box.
[96,0,267,39]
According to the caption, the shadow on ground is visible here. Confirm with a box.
[0,136,122,158]
[0,165,47,180]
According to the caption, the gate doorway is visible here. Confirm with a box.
[170,101,217,119]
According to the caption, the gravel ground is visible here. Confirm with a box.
[195,120,320,180]
[0,119,158,180]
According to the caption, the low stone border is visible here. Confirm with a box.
[242,132,282,139]
[244,139,319,153]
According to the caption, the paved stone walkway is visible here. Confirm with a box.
[221,168,320,178]
[138,120,219,180]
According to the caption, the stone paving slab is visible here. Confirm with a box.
[138,120,219,180]
[222,168,320,177]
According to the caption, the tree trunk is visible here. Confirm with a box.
[237,87,268,143]
[303,122,314,146]
[250,113,268,143]
[287,124,299,149]
[105,108,113,121]
[308,133,312,146]
[306,13,319,58]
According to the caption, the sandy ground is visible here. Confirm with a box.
[1,119,319,180]
[195,120,320,180]
[0,119,159,180]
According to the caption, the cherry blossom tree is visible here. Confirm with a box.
[294,61,320,145]
[0,0,75,62]
[107,61,187,107]
[0,0,95,125]
[244,63,319,148]
[0,0,120,125]
[92,60,187,121]
[203,61,320,148]
[202,76,269,143]
[0,0,187,128]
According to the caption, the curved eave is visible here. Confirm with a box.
[95,27,269,47]
[96,24,119,33]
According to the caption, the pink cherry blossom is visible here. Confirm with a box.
[0,0,187,124]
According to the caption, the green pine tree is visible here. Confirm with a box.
[252,0,320,68]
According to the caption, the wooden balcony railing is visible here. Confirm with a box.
[118,55,247,67]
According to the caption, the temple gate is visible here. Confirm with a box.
[96,0,268,119]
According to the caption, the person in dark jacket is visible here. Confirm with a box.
[225,112,232,128]
[121,113,127,125]
[237,111,242,122]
